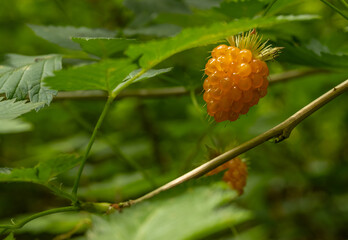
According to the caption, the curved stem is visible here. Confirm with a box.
[62,101,157,187]
[71,69,148,199]
[319,0,348,21]
[0,206,79,235]
[71,96,114,198]
[118,79,348,207]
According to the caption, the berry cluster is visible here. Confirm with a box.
[203,44,269,122]
[206,157,248,195]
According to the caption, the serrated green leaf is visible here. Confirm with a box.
[0,119,32,134]
[45,59,137,92]
[86,183,251,240]
[124,24,182,37]
[28,25,116,50]
[4,232,15,240]
[0,154,82,184]
[0,98,44,120]
[72,37,137,58]
[126,15,319,69]
[4,54,55,67]
[0,54,62,107]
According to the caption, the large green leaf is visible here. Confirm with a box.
[45,59,137,92]
[278,39,348,69]
[126,15,319,69]
[28,25,116,50]
[72,37,137,58]
[0,154,82,184]
[86,183,251,240]
[0,54,62,106]
[0,98,44,120]
[123,24,182,37]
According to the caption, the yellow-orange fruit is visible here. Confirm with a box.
[206,157,248,195]
[204,45,269,122]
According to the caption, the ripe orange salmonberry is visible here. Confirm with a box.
[203,30,282,123]
[206,157,248,195]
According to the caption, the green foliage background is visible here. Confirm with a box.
[0,0,348,239]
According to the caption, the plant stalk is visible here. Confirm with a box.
[71,96,114,198]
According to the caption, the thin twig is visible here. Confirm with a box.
[53,69,324,101]
[269,69,328,84]
[137,101,168,173]
[61,102,157,187]
[117,79,348,207]
[71,69,147,199]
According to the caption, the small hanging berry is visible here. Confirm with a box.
[206,157,248,195]
[203,30,282,122]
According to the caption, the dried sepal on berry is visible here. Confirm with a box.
[203,29,282,123]
[206,157,248,195]
[226,29,283,61]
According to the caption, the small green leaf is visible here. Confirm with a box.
[87,183,251,240]
[0,98,44,120]
[0,119,32,134]
[28,25,116,50]
[111,68,173,94]
[45,59,137,92]
[0,54,62,107]
[126,15,319,69]
[0,154,82,184]
[72,37,137,58]
[124,67,173,83]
